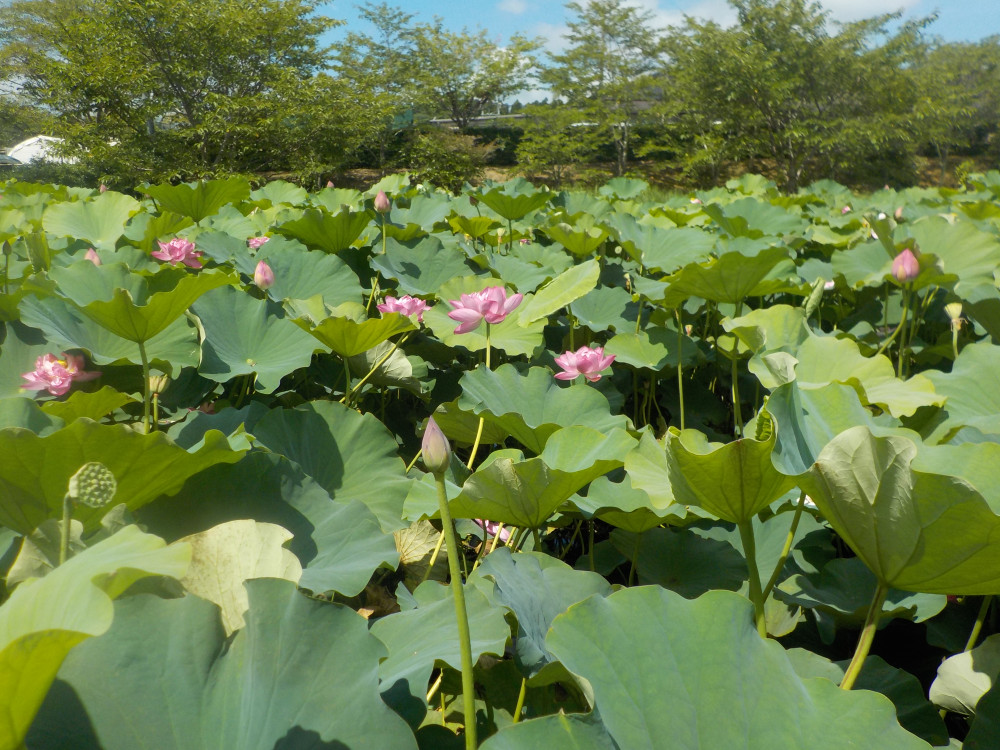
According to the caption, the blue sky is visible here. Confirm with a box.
[323,0,1000,49]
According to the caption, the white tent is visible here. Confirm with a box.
[8,135,76,164]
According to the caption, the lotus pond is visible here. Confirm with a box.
[2,172,1000,749]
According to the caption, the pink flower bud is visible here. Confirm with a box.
[422,417,451,475]
[841,205,851,214]
[892,248,919,284]
[247,235,270,250]
[374,190,391,213]
[98,184,108,193]
[84,248,101,265]
[254,260,275,290]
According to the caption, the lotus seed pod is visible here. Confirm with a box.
[68,462,117,508]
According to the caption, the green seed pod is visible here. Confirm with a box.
[68,462,117,508]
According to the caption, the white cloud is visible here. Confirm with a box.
[498,0,528,14]
[821,0,922,21]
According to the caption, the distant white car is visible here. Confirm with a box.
[8,135,76,164]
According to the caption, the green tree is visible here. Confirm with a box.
[516,104,600,183]
[664,0,927,190]
[0,95,53,150]
[542,0,665,176]
[409,22,540,128]
[0,0,336,184]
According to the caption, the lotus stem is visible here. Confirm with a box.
[559,520,583,561]
[531,527,541,551]
[426,671,444,703]
[59,494,72,566]
[138,340,151,433]
[840,582,888,690]
[627,532,642,586]
[738,519,767,638]
[342,332,411,407]
[731,350,744,438]
[676,309,685,430]
[405,450,423,473]
[964,596,993,652]
[762,492,806,601]
[588,521,596,572]
[512,677,527,723]
[434,472,478,749]
[420,530,446,585]
[466,324,491,469]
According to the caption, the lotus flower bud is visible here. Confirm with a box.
[892,248,919,284]
[84,248,101,265]
[374,191,391,213]
[68,462,117,508]
[254,260,275,290]
[422,417,451,475]
[99,184,108,193]
[945,302,963,329]
[894,206,904,220]
[148,373,169,395]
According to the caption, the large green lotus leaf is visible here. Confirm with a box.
[178,520,302,635]
[485,250,557,292]
[424,285,545,358]
[143,177,251,223]
[371,236,481,296]
[571,474,672,532]
[202,204,264,240]
[911,441,1000,503]
[481,712,617,750]
[909,216,1000,293]
[540,425,636,473]
[662,246,790,307]
[28,579,417,750]
[778,557,947,625]
[786,650,948,746]
[194,285,319,392]
[451,456,606,529]
[137,452,399,597]
[478,180,551,220]
[370,580,509,706]
[791,336,943,418]
[348,338,429,397]
[830,240,893,288]
[766,381,911,476]
[605,326,700,372]
[235,245,363,306]
[387,192,452,232]
[702,196,807,238]
[48,260,144,307]
[277,206,372,253]
[518,259,599,324]
[0,397,64,435]
[122,210,195,254]
[623,430,680,510]
[472,549,611,681]
[456,364,630,454]
[614,526,747,598]
[250,179,308,206]
[0,525,189,750]
[724,304,812,354]
[543,222,609,256]
[607,214,715,273]
[73,269,234,343]
[298,311,414,357]
[18,296,199,372]
[923,341,1000,442]
[41,191,141,251]
[0,321,59,399]
[965,681,1000,750]
[40,386,135,423]
[546,586,930,750]
[569,285,639,333]
[428,398,509,446]
[312,186,364,212]
[929,633,1000,716]
[449,213,501,239]
[251,401,410,531]
[802,426,1000,594]
[665,428,796,523]
[0,420,245,534]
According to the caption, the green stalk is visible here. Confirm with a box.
[964,596,993,652]
[466,324,491,469]
[731,350,744,438]
[3,252,9,295]
[588,521,596,572]
[420,531,446,585]
[627,532,642,587]
[761,492,806,601]
[342,332,411,407]
[512,677,527,724]
[676,309,685,430]
[59,494,73,566]
[434,473,478,749]
[951,324,960,361]
[840,582,889,690]
[138,340,151,434]
[738,519,767,638]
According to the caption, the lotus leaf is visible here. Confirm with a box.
[42,191,141,250]
[143,177,251,222]
[929,633,1000,715]
[277,205,371,253]
[518,259,600,324]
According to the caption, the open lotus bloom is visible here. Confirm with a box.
[378,295,429,322]
[22,353,100,396]
[447,286,523,334]
[152,237,203,268]
[247,235,270,250]
[554,346,615,382]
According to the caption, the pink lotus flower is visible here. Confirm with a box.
[374,190,391,213]
[447,286,523,334]
[841,205,852,214]
[152,238,203,269]
[554,346,616,382]
[98,184,108,193]
[892,248,919,284]
[254,260,274,289]
[21,353,100,396]
[476,519,511,543]
[84,248,101,265]
[247,235,270,250]
[378,295,429,322]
